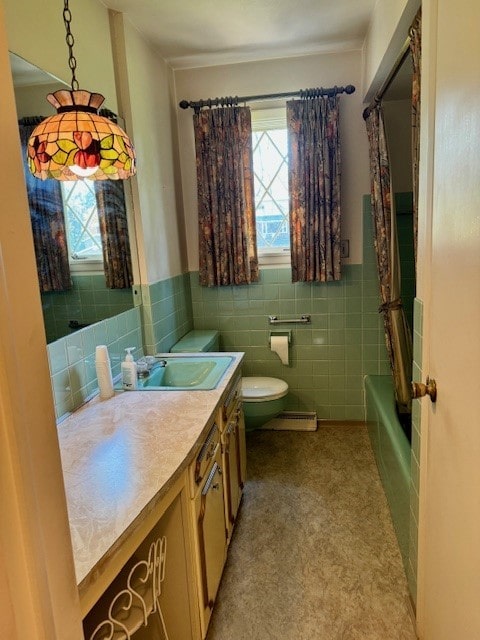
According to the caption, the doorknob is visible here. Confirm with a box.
[411,376,437,402]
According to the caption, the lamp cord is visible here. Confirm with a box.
[63,0,79,91]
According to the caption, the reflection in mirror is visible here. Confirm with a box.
[10,53,138,343]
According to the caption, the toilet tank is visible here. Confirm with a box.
[170,330,220,353]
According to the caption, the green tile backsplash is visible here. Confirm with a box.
[48,307,143,421]
[42,274,134,343]
[141,273,193,354]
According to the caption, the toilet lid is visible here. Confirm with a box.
[241,377,288,402]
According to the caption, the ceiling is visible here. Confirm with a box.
[101,0,378,68]
[10,0,412,100]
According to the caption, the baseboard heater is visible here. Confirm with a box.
[259,411,318,432]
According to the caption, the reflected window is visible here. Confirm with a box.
[62,180,103,262]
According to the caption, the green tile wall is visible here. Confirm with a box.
[408,297,423,606]
[42,274,134,343]
[48,307,143,421]
[140,273,193,354]
[189,196,389,420]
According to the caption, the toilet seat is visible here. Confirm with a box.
[241,377,288,402]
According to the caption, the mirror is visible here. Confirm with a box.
[9,52,138,343]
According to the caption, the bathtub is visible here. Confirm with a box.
[364,375,411,571]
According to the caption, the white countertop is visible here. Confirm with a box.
[56,353,243,590]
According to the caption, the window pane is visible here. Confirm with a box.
[62,181,103,260]
[252,128,289,250]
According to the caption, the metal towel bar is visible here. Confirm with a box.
[268,315,311,325]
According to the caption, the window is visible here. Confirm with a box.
[252,108,290,264]
[61,180,103,270]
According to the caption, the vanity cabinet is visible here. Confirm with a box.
[219,375,247,544]
[60,354,246,640]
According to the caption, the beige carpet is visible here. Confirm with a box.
[206,425,417,640]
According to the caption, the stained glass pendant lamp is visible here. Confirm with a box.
[27,0,136,181]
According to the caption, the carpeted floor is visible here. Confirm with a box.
[206,425,417,640]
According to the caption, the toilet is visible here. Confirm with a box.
[241,377,289,431]
[171,332,288,431]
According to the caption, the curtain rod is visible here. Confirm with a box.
[363,38,411,120]
[179,84,355,112]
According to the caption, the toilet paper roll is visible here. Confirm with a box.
[270,335,289,365]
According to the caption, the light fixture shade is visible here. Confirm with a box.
[27,89,136,180]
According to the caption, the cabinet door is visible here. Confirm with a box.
[225,419,241,531]
[237,403,247,488]
[195,452,227,635]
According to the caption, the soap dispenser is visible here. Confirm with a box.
[121,347,137,390]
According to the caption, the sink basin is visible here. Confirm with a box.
[135,355,234,391]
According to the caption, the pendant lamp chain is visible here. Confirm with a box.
[63,0,79,91]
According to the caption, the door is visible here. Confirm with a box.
[417,1,480,637]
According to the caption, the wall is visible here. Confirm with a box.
[191,196,389,420]
[362,0,421,101]
[174,49,370,268]
[110,13,186,285]
[383,99,413,193]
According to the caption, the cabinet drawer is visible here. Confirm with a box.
[221,374,242,424]
[190,420,220,497]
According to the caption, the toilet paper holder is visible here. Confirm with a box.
[269,330,291,345]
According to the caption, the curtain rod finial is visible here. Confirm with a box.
[179,100,190,109]
[345,85,356,95]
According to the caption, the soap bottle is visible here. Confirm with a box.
[121,347,137,390]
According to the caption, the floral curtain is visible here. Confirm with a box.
[410,8,422,267]
[194,106,258,287]
[95,180,133,289]
[287,95,341,283]
[18,119,71,292]
[364,104,413,414]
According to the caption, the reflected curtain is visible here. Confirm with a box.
[194,106,258,287]
[95,180,133,289]
[410,8,422,267]
[287,95,341,283]
[364,104,413,414]
[18,119,71,292]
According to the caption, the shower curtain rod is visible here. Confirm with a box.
[179,84,356,112]
[363,38,411,119]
